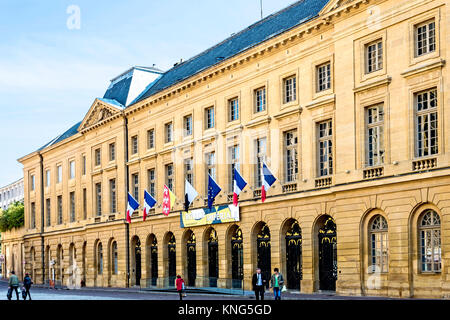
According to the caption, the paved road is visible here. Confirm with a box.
[0,280,412,301]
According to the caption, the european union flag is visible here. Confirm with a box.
[208,174,222,210]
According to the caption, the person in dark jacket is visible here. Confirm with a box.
[252,268,267,300]
[23,273,32,300]
[269,268,284,300]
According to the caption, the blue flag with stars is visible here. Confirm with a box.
[208,174,221,210]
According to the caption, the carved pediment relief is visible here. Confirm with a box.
[79,99,122,132]
[319,0,351,15]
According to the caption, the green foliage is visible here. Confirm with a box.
[0,201,24,232]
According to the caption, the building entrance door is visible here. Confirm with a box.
[135,239,141,287]
[286,221,302,290]
[208,229,218,287]
[186,233,196,287]
[257,224,271,285]
[231,228,243,289]
[318,216,337,291]
[150,238,158,286]
[168,234,176,286]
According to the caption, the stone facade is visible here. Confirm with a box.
[1,0,449,298]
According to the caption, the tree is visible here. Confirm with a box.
[0,201,24,232]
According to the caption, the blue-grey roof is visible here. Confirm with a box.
[98,98,125,109]
[38,121,82,151]
[103,75,133,106]
[134,0,329,104]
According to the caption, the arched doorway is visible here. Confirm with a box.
[257,224,271,285]
[318,216,337,291]
[186,232,196,287]
[56,245,63,287]
[167,233,176,286]
[208,228,219,287]
[132,237,142,287]
[68,243,76,288]
[285,220,302,290]
[81,242,86,287]
[30,247,36,281]
[231,227,243,289]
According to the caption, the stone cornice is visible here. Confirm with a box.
[401,59,446,78]
[353,76,392,93]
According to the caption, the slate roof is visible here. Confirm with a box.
[37,121,82,151]
[134,0,329,104]
[103,75,133,106]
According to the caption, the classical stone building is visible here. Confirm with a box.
[1,0,449,298]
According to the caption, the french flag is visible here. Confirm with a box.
[261,162,276,203]
[233,168,247,206]
[143,190,156,222]
[126,192,140,224]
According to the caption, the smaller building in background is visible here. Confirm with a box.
[0,179,24,211]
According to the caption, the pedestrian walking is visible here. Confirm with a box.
[8,271,20,300]
[252,268,267,300]
[22,273,33,300]
[175,275,185,301]
[270,268,284,300]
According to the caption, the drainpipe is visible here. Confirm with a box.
[39,153,45,284]
[124,115,130,288]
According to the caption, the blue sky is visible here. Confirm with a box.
[0,0,297,186]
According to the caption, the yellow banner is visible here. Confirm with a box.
[180,205,240,228]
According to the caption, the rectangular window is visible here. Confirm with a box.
[283,76,296,103]
[165,122,173,143]
[285,130,298,182]
[416,88,438,157]
[416,20,436,57]
[70,192,76,222]
[166,164,174,191]
[366,105,385,167]
[46,198,51,227]
[83,188,87,220]
[69,160,75,180]
[95,183,102,216]
[228,98,239,122]
[30,202,36,229]
[205,107,215,129]
[110,179,117,214]
[317,62,331,92]
[57,195,63,225]
[82,155,86,176]
[366,40,383,73]
[30,175,35,191]
[184,158,193,185]
[95,149,101,166]
[228,145,240,192]
[109,143,116,161]
[57,165,62,183]
[254,87,266,113]
[184,115,193,137]
[46,170,51,187]
[131,136,138,155]
[147,129,155,149]
[255,138,267,187]
[318,120,333,177]
[148,169,156,197]
[132,173,139,202]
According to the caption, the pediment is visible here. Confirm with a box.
[319,0,349,15]
[79,99,123,132]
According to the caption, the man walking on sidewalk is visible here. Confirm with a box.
[23,273,32,300]
[252,268,267,301]
[8,271,20,300]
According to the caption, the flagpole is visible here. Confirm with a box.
[124,116,130,288]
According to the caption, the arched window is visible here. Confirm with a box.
[112,242,118,275]
[97,243,103,275]
[369,215,388,273]
[419,210,441,272]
